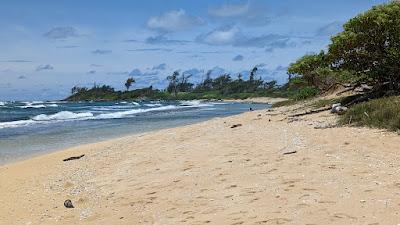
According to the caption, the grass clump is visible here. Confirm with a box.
[339,96,400,132]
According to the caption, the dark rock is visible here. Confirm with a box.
[230,124,242,128]
[64,199,74,208]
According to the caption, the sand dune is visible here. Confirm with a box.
[1,102,400,224]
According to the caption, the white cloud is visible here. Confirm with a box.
[196,26,241,45]
[208,1,271,26]
[147,9,205,33]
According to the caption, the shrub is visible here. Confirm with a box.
[339,96,400,131]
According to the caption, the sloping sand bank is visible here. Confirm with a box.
[1,102,400,224]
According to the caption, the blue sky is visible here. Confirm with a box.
[0,0,388,100]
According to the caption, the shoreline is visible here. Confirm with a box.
[222,97,287,104]
[0,99,273,166]
[1,100,400,224]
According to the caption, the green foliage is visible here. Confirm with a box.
[287,51,356,91]
[339,96,400,131]
[288,51,329,86]
[292,87,320,100]
[329,1,400,90]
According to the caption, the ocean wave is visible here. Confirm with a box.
[144,103,163,107]
[95,105,178,119]
[22,101,44,104]
[131,101,140,106]
[0,119,36,129]
[32,111,94,121]
[0,101,5,106]
[180,100,212,107]
[0,102,213,129]
[19,104,47,109]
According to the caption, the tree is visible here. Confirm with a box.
[287,51,329,87]
[177,73,194,92]
[167,71,179,97]
[125,77,135,91]
[246,66,263,92]
[249,67,258,82]
[213,74,232,94]
[329,1,400,90]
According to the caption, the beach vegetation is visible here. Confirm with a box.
[339,96,400,132]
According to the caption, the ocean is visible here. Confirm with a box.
[0,100,269,164]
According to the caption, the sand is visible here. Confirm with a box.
[1,100,400,224]
[223,97,288,104]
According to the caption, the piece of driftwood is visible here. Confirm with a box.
[288,106,331,118]
[63,154,85,162]
[230,124,242,129]
[283,150,297,155]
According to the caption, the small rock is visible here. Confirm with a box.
[64,199,74,208]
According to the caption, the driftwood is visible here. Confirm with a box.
[230,124,242,129]
[63,154,85,162]
[288,106,331,118]
[283,150,297,155]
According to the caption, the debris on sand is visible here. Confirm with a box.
[283,150,297,155]
[230,124,242,129]
[64,199,74,208]
[331,103,348,115]
[63,154,85,162]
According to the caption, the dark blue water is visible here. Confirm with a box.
[0,100,269,164]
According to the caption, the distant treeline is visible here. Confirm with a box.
[66,66,286,101]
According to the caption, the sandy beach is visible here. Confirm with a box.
[1,100,400,225]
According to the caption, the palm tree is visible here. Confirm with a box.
[167,71,179,97]
[125,77,135,91]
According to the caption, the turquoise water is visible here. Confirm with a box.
[0,100,269,164]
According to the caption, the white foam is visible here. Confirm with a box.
[95,105,178,119]
[0,119,36,129]
[22,101,44,104]
[180,100,212,107]
[131,101,140,106]
[19,104,47,109]
[32,111,94,121]
[144,103,163,107]
[0,102,5,106]
[47,104,59,107]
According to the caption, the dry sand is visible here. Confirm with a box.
[1,100,400,225]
